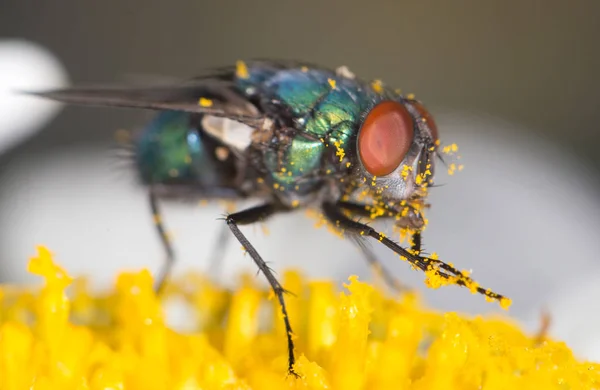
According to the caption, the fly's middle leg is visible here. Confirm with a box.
[351,236,408,293]
[224,203,299,377]
[338,201,409,293]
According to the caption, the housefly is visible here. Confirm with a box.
[31,60,508,375]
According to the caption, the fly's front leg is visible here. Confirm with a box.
[225,204,299,377]
[149,189,175,294]
[411,231,422,255]
[323,201,509,305]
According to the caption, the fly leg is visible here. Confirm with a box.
[149,189,175,294]
[337,201,409,293]
[323,201,509,304]
[351,236,407,293]
[411,231,422,255]
[225,204,299,377]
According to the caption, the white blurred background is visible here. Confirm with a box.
[1,0,600,362]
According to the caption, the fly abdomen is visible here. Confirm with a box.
[135,111,238,193]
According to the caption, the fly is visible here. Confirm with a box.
[30,60,508,376]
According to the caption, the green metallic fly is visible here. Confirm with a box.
[31,60,508,376]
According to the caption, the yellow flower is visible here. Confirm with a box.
[1,246,599,389]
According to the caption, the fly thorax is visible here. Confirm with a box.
[262,131,327,196]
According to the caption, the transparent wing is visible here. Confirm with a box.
[25,76,263,126]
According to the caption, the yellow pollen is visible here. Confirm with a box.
[328,78,337,90]
[235,60,249,79]
[400,165,413,179]
[500,297,513,309]
[442,143,460,154]
[334,140,345,162]
[371,79,384,93]
[198,97,213,107]
[448,163,457,176]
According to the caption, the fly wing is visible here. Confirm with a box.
[26,76,263,127]
[27,60,331,125]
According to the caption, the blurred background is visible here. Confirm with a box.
[1,0,600,360]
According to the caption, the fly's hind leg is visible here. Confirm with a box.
[224,204,299,377]
[149,186,243,293]
[149,189,175,294]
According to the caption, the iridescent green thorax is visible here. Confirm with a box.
[236,66,398,198]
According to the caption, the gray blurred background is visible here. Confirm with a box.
[1,0,600,359]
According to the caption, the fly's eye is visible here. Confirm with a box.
[358,100,414,176]
[412,102,438,141]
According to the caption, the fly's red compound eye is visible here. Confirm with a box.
[412,101,438,141]
[358,100,414,176]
